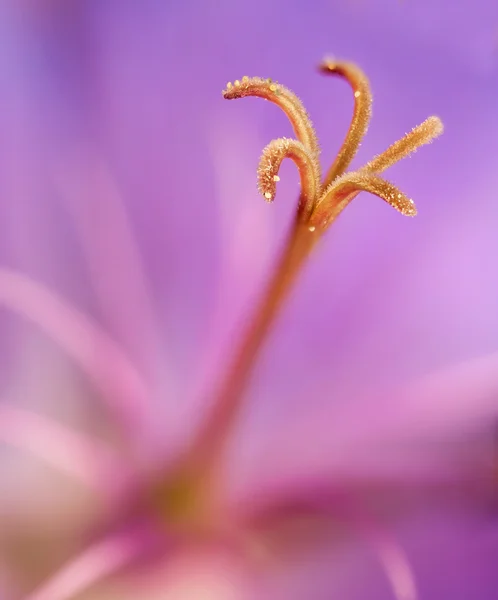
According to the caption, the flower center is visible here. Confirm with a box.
[148,466,214,532]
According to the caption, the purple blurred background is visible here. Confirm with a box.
[0,0,497,598]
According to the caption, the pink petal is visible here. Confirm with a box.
[0,268,150,447]
[331,499,418,600]
[231,353,498,499]
[0,404,129,496]
[25,526,153,600]
[53,154,164,383]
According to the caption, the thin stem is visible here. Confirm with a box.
[191,219,319,463]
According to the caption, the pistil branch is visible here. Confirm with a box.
[191,218,319,463]
[182,59,443,490]
[257,138,319,219]
[312,172,417,229]
[319,58,373,187]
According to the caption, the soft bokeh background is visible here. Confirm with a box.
[0,0,497,598]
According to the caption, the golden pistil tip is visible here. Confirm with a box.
[394,194,417,217]
[426,115,444,137]
[223,76,278,99]
[319,56,337,71]
[257,137,318,214]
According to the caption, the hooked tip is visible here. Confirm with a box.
[319,56,338,72]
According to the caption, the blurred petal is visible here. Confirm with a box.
[0,268,150,445]
[25,526,153,600]
[350,518,417,600]
[0,404,127,494]
[107,550,250,600]
[53,152,162,378]
[231,352,498,502]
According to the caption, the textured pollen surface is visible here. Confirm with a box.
[223,76,319,157]
[312,172,417,228]
[257,138,291,202]
[365,116,444,174]
[319,59,373,185]
[257,137,318,209]
[223,62,442,231]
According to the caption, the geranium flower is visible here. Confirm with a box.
[1,1,498,599]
